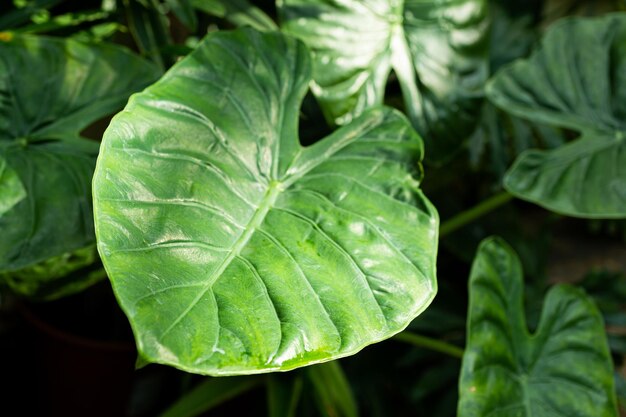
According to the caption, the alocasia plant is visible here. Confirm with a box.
[277,0,490,161]
[487,13,626,218]
[0,33,159,298]
[459,237,617,417]
[93,28,439,375]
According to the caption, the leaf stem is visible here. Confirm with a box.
[439,191,514,237]
[393,332,464,359]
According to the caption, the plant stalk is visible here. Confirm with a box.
[393,332,464,359]
[439,191,514,237]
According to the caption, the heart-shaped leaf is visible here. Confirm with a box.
[487,14,626,218]
[0,33,159,298]
[459,237,617,417]
[277,0,490,161]
[93,28,438,375]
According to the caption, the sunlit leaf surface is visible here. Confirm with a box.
[278,0,490,161]
[93,28,439,375]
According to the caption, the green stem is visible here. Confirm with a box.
[393,332,464,359]
[439,191,514,237]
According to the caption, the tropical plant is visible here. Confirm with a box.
[1,1,625,416]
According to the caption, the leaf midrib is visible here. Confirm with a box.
[159,180,283,339]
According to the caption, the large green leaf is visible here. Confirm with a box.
[278,0,490,161]
[458,237,617,417]
[0,33,159,297]
[93,28,438,375]
[487,14,626,218]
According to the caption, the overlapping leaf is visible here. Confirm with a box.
[487,14,626,218]
[0,33,159,298]
[459,237,617,417]
[278,0,490,161]
[93,28,438,375]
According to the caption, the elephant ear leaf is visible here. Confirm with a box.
[487,14,626,218]
[0,33,159,298]
[459,237,617,417]
[93,28,439,376]
[278,0,490,162]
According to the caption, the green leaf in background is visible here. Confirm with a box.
[487,14,626,218]
[0,155,26,216]
[0,33,159,298]
[190,0,277,31]
[124,0,172,70]
[278,0,490,162]
[267,373,304,417]
[159,376,263,417]
[458,237,617,417]
[0,0,62,30]
[93,28,438,375]
[165,0,197,31]
[191,0,278,31]
[307,361,358,417]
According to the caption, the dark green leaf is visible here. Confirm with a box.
[93,28,438,375]
[459,237,618,417]
[165,0,197,31]
[267,373,303,417]
[0,0,61,30]
[124,0,172,70]
[0,34,159,297]
[191,0,277,31]
[307,361,358,417]
[278,0,490,161]
[159,376,263,417]
[487,14,626,218]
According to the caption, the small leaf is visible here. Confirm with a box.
[159,376,263,417]
[278,0,490,161]
[123,0,172,70]
[487,14,626,218]
[0,155,26,215]
[93,28,438,375]
[307,361,358,417]
[459,237,618,417]
[267,373,303,417]
[165,0,197,31]
[191,0,277,31]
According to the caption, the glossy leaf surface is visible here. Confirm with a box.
[278,0,490,161]
[459,237,617,417]
[0,155,25,216]
[93,28,438,375]
[487,14,626,218]
[0,33,158,297]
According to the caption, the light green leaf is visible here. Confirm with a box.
[459,237,618,417]
[278,0,490,161]
[0,34,159,297]
[0,155,26,215]
[93,28,438,375]
[487,14,626,218]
